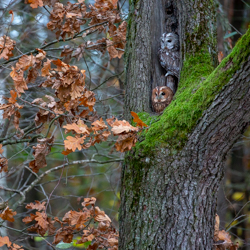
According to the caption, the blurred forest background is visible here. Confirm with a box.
[0,0,250,249]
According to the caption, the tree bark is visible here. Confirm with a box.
[120,0,250,249]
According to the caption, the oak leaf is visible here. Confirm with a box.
[29,137,54,173]
[35,211,49,229]
[0,36,16,60]
[22,213,36,224]
[0,236,11,247]
[36,48,46,60]
[0,144,3,154]
[79,91,96,111]
[12,243,24,250]
[108,238,118,247]
[26,200,46,211]
[41,59,51,76]
[8,90,17,104]
[94,206,111,223]
[16,54,34,71]
[26,0,43,8]
[0,157,8,172]
[10,68,28,96]
[53,226,74,245]
[91,118,107,132]
[111,120,138,135]
[64,136,85,151]
[218,230,231,243]
[131,111,148,127]
[81,197,96,207]
[0,207,17,222]
[63,210,90,229]
[61,148,73,155]
[64,121,90,135]
[115,133,137,152]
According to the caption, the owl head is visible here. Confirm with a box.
[161,33,179,51]
[152,86,174,113]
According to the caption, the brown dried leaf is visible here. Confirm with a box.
[36,48,46,60]
[22,213,36,224]
[12,243,24,250]
[26,200,46,211]
[0,144,4,154]
[81,197,96,207]
[91,118,107,132]
[29,137,54,173]
[25,0,43,8]
[0,157,8,173]
[53,226,74,245]
[108,238,118,247]
[0,207,17,222]
[41,59,51,76]
[10,68,28,96]
[9,90,17,104]
[214,214,220,241]
[63,210,90,229]
[79,91,95,111]
[13,110,21,129]
[64,136,85,151]
[94,206,111,223]
[35,211,49,229]
[218,230,232,243]
[64,120,90,135]
[115,132,137,152]
[0,36,16,60]
[131,111,148,127]
[61,148,73,155]
[111,120,138,135]
[16,54,34,71]
[0,236,11,247]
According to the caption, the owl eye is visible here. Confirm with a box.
[155,92,158,96]
[167,40,172,43]
[161,92,165,95]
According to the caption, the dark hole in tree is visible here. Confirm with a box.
[166,4,173,15]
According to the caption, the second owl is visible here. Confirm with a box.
[152,86,173,113]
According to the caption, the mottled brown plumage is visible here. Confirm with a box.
[152,86,174,113]
[159,33,180,79]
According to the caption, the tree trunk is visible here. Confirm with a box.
[120,0,250,249]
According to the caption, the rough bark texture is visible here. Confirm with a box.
[120,0,250,249]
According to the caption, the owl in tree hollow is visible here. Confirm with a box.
[152,86,174,113]
[159,33,180,78]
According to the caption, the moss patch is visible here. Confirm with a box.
[135,27,250,154]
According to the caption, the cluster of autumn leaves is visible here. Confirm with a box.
[0,48,147,174]
[0,0,148,174]
[214,215,239,250]
[0,0,148,249]
[0,198,118,250]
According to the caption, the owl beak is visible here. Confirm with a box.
[157,96,163,100]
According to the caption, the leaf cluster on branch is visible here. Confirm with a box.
[0,0,145,249]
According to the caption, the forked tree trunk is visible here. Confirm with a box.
[120,0,250,249]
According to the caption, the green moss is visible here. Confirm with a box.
[135,27,250,155]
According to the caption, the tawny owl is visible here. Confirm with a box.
[152,86,174,113]
[159,33,180,78]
